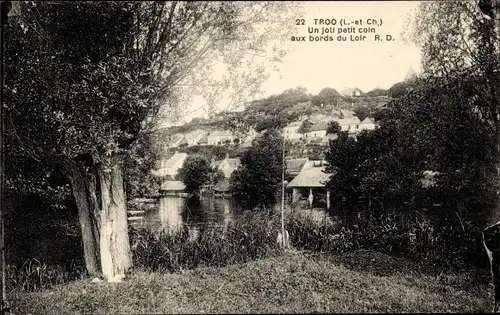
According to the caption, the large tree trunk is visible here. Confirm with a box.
[67,164,101,277]
[98,154,132,281]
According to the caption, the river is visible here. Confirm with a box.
[129,195,331,235]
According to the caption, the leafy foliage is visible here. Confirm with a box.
[176,155,212,193]
[326,121,341,134]
[311,87,340,106]
[297,120,313,134]
[230,129,284,208]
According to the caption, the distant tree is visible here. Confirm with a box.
[326,121,341,134]
[230,129,284,208]
[365,88,388,97]
[254,116,288,132]
[388,81,411,98]
[298,120,313,134]
[212,146,229,160]
[354,107,371,121]
[311,87,340,106]
[177,155,212,193]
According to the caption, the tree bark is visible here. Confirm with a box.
[67,164,101,277]
[98,154,132,281]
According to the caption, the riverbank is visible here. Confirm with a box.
[11,250,490,314]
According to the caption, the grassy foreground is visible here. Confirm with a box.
[11,250,491,314]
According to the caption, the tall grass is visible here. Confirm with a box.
[9,206,486,293]
[6,259,85,293]
[130,210,284,272]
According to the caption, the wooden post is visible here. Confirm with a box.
[326,190,331,210]
[308,188,313,208]
[292,188,299,202]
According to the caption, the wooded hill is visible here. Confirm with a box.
[154,80,412,138]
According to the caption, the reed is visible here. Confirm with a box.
[130,210,284,272]
[6,258,85,293]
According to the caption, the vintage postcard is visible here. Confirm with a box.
[2,1,499,313]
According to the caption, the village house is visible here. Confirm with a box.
[218,155,241,178]
[282,121,302,140]
[359,117,377,131]
[183,129,207,147]
[207,130,236,146]
[303,122,328,139]
[197,135,208,146]
[166,134,185,149]
[339,109,355,119]
[341,87,363,97]
[337,117,362,133]
[152,151,188,178]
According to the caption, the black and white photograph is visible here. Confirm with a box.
[1,0,500,313]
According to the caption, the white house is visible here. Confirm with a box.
[169,135,188,148]
[337,117,362,133]
[282,121,302,140]
[304,122,328,139]
[207,130,236,146]
[218,156,241,178]
[341,87,363,97]
[184,130,207,147]
[359,117,377,131]
[153,151,188,178]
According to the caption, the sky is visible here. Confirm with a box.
[173,1,423,125]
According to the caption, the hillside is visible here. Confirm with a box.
[158,85,395,137]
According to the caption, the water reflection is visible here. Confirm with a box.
[135,195,331,234]
[137,195,242,234]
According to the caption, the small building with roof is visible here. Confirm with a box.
[286,161,333,209]
[285,158,308,180]
[159,180,187,196]
[212,178,232,198]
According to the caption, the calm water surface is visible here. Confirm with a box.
[130,195,331,234]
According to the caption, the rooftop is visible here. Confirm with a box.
[308,122,328,132]
[361,117,375,125]
[222,158,241,170]
[209,130,234,137]
[287,165,333,188]
[163,152,188,169]
[284,121,303,128]
[213,178,231,192]
[285,158,308,175]
[337,117,361,125]
[160,180,186,192]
